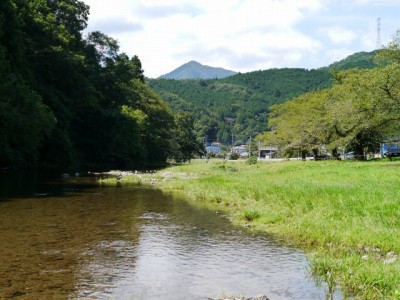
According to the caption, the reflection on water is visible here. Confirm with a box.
[0,174,335,299]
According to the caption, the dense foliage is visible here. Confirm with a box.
[169,111,205,162]
[261,37,400,159]
[0,0,193,170]
[1,0,380,168]
[324,51,378,71]
[149,52,376,146]
[149,68,333,145]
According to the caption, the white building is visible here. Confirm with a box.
[231,145,248,158]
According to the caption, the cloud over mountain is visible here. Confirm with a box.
[84,0,400,78]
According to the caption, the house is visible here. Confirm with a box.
[206,145,221,154]
[258,146,278,159]
[231,145,248,158]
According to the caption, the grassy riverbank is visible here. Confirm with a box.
[101,159,400,299]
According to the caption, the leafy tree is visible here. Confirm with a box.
[131,55,145,83]
[325,65,400,157]
[170,112,205,162]
[375,30,400,64]
[128,80,175,165]
[109,106,147,166]
[0,78,56,167]
[0,0,177,169]
[262,90,331,159]
[0,0,56,168]
[262,43,400,160]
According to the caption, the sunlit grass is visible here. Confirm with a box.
[101,159,400,299]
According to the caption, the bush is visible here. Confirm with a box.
[229,152,239,160]
[246,156,257,165]
[244,209,261,221]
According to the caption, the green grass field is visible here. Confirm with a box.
[101,159,400,299]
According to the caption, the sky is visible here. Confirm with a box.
[82,0,400,78]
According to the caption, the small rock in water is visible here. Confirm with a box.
[212,295,269,300]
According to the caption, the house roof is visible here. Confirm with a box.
[259,146,278,151]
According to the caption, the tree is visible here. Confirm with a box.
[149,68,333,145]
[170,112,205,162]
[375,30,400,64]
[325,65,400,158]
[262,59,400,160]
[0,1,177,169]
[0,79,56,167]
[0,0,56,168]
[261,90,331,159]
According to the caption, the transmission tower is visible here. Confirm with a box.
[376,17,381,49]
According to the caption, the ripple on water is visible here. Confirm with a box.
[0,178,340,300]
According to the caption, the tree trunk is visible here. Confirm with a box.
[354,144,365,160]
[301,150,307,161]
[332,148,340,160]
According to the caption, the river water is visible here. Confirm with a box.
[0,173,336,299]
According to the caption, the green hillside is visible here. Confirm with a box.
[149,51,377,145]
[327,51,377,70]
[149,68,332,145]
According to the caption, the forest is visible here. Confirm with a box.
[260,39,400,159]
[0,0,201,170]
[149,51,377,146]
[1,0,393,170]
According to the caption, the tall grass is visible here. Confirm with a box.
[104,159,400,298]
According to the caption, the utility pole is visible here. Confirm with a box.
[249,135,251,157]
[376,17,381,50]
[248,132,259,158]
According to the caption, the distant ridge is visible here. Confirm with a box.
[150,50,379,145]
[325,51,377,71]
[160,60,237,80]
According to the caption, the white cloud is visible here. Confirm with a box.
[82,0,398,77]
[326,48,355,64]
[352,0,400,5]
[319,27,357,45]
[85,0,132,19]
[134,3,203,19]
[130,0,324,76]
[89,18,142,34]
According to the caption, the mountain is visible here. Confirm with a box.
[326,51,377,71]
[149,51,378,145]
[159,60,237,79]
[150,68,331,144]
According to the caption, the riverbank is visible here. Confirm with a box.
[100,159,400,299]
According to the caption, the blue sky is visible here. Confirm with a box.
[83,0,400,78]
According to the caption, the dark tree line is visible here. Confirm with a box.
[0,0,201,170]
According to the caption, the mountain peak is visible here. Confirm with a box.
[160,61,237,80]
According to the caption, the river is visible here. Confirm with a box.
[0,172,340,299]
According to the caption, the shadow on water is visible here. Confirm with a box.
[0,170,124,201]
[0,172,344,299]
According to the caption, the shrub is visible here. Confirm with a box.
[246,156,257,165]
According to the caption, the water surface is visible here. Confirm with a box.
[0,173,334,299]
